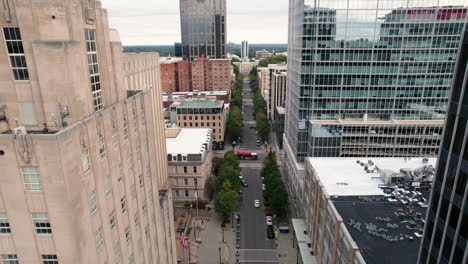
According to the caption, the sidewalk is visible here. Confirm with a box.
[196,214,235,264]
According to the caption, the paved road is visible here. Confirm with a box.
[236,80,278,263]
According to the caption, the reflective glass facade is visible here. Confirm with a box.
[418,27,468,264]
[180,0,226,61]
[286,0,468,162]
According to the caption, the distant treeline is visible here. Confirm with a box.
[123,44,288,57]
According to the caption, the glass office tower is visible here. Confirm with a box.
[285,0,468,161]
[284,0,468,215]
[418,28,468,264]
[180,0,226,61]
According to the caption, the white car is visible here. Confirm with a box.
[262,184,266,191]
[254,200,260,208]
[266,216,273,226]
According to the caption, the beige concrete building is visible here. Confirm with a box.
[296,157,435,264]
[270,71,287,121]
[165,128,212,203]
[0,1,176,264]
[168,98,227,149]
[237,61,258,76]
[257,64,287,120]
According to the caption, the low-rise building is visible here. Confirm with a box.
[160,60,190,92]
[255,49,273,59]
[296,157,436,264]
[168,98,228,149]
[166,128,212,203]
[237,61,259,76]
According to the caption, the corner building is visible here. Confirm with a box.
[284,0,468,215]
[418,27,468,264]
[0,1,177,263]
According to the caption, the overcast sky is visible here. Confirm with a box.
[101,0,288,46]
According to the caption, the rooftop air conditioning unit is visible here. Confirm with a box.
[12,126,27,135]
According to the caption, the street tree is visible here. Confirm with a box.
[227,106,243,139]
[215,181,239,218]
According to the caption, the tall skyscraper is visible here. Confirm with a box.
[284,0,468,210]
[418,27,468,264]
[180,0,227,61]
[0,1,177,263]
[241,40,249,59]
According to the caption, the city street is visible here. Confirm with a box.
[235,80,278,263]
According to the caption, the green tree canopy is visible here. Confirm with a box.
[215,181,239,217]
[258,55,287,67]
[256,112,270,141]
[227,106,243,139]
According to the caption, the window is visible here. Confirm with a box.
[98,137,105,160]
[123,119,129,141]
[125,227,130,242]
[117,166,123,183]
[88,191,97,214]
[21,166,42,190]
[114,243,121,261]
[136,147,141,160]
[194,179,198,186]
[185,190,189,197]
[139,174,144,188]
[85,29,102,111]
[128,254,134,264]
[104,176,111,197]
[184,166,187,173]
[134,212,140,227]
[3,27,29,80]
[0,213,11,234]
[1,254,18,264]
[130,184,136,199]
[184,178,188,185]
[137,238,143,253]
[95,228,103,249]
[175,190,179,197]
[121,197,127,213]
[112,128,118,148]
[127,154,133,173]
[81,150,91,174]
[145,225,150,240]
[32,213,51,234]
[41,255,58,264]
[109,211,116,230]
[133,115,138,132]
[193,166,197,173]
[142,203,147,215]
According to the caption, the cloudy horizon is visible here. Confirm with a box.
[101,0,288,46]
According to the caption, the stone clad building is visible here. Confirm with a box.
[0,1,176,263]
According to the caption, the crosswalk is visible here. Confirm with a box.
[235,249,279,263]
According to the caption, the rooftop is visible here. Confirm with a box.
[179,100,222,108]
[166,128,212,155]
[306,157,436,196]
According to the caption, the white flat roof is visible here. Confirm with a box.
[166,128,211,155]
[306,157,436,196]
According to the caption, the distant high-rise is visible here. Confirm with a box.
[180,0,227,61]
[418,27,468,264]
[284,0,468,214]
[241,40,249,59]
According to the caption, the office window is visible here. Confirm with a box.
[194,178,198,186]
[95,228,103,249]
[112,128,118,148]
[3,27,29,80]
[136,147,141,160]
[117,166,123,183]
[88,191,97,214]
[123,120,129,141]
[139,174,144,188]
[114,243,121,261]
[184,166,187,173]
[104,176,111,197]
[175,190,179,197]
[128,254,134,264]
[85,29,102,111]
[131,184,136,199]
[137,238,143,253]
[98,137,105,160]
[1,254,18,264]
[121,196,127,213]
[185,190,189,197]
[142,203,147,216]
[32,213,51,234]
[134,212,140,227]
[0,213,11,234]
[109,211,116,230]
[145,225,150,240]
[193,166,197,173]
[184,178,188,185]
[41,255,58,264]
[81,150,91,174]
[21,166,42,190]
[125,226,130,242]
[127,154,133,173]
[133,114,138,132]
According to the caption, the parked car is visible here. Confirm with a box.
[256,140,261,146]
[241,180,248,187]
[262,184,266,191]
[266,216,273,226]
[267,226,275,239]
[254,200,260,208]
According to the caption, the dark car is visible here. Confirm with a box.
[241,180,248,187]
[267,226,275,239]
